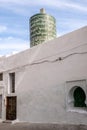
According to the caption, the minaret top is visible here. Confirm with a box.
[40,8,46,13]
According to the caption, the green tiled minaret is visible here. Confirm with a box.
[30,8,56,47]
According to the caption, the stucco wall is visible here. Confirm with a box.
[0,26,87,124]
[16,53,87,124]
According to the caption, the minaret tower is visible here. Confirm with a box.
[29,8,56,47]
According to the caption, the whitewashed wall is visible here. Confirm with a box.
[0,26,87,124]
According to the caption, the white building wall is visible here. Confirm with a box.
[16,53,87,124]
[0,26,87,124]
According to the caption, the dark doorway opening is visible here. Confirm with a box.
[6,96,17,120]
[0,95,2,118]
[73,87,86,107]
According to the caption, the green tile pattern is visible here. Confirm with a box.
[30,13,56,47]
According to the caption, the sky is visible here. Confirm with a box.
[0,0,87,56]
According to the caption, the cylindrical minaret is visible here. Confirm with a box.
[29,8,56,47]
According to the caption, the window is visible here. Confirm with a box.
[73,87,86,107]
[9,73,15,93]
[66,79,87,113]
[0,73,3,81]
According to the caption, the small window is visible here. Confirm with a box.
[0,73,3,81]
[73,87,86,107]
[66,79,87,113]
[9,73,15,93]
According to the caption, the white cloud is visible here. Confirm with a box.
[57,18,87,36]
[0,37,29,53]
[8,27,28,37]
[59,18,87,28]
[0,25,7,33]
[0,23,29,39]
[0,0,87,14]
[65,2,87,12]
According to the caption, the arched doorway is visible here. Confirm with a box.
[73,87,86,107]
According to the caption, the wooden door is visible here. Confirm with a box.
[6,96,17,120]
[0,95,2,118]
